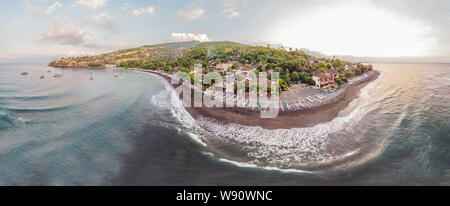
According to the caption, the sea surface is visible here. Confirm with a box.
[0,63,448,185]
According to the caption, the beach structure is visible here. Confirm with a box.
[312,75,321,88]
[215,62,234,71]
[104,64,117,69]
[312,70,336,89]
[237,65,256,75]
[327,69,339,79]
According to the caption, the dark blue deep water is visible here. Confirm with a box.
[0,63,448,185]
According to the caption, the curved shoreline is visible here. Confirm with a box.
[52,66,379,129]
[142,69,380,130]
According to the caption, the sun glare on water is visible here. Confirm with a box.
[269,6,435,57]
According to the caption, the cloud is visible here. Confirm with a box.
[27,1,63,15]
[132,6,155,17]
[82,42,120,50]
[26,4,43,14]
[222,8,240,19]
[46,1,62,14]
[222,0,240,19]
[222,0,237,7]
[72,0,107,9]
[87,13,120,29]
[40,24,87,46]
[174,8,204,21]
[170,33,211,42]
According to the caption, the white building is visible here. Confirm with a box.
[312,76,321,88]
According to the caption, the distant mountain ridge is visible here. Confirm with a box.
[49,40,344,68]
[48,40,367,73]
[49,41,201,68]
[49,40,376,91]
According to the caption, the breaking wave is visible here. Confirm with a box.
[149,72,383,170]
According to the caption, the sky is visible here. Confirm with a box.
[1,0,449,63]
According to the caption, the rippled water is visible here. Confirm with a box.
[0,63,448,185]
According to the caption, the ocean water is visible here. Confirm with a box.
[0,63,448,185]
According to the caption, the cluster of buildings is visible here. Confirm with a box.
[215,62,272,86]
[188,61,258,76]
[186,60,361,90]
[312,69,339,89]
[187,62,273,92]
[104,64,117,69]
[312,64,358,89]
[214,62,257,76]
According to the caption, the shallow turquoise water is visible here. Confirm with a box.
[0,63,448,185]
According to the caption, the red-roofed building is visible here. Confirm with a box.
[312,70,337,88]
[327,69,339,78]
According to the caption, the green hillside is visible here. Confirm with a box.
[49,41,200,68]
[49,41,373,90]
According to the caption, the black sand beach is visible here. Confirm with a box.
[145,69,380,129]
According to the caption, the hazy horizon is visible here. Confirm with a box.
[1,0,450,63]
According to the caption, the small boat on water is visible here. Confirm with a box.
[21,72,29,76]
[40,75,45,79]
[53,73,63,78]
[114,74,118,77]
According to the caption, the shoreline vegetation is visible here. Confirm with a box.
[129,68,379,129]
[187,70,379,129]
[49,41,379,129]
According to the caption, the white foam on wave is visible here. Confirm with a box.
[149,75,209,149]
[196,73,383,166]
[195,103,363,165]
[199,152,312,173]
[216,157,313,174]
[425,73,450,86]
[150,74,199,130]
[151,90,171,108]
[343,149,360,158]
[148,71,383,169]
[187,132,207,147]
